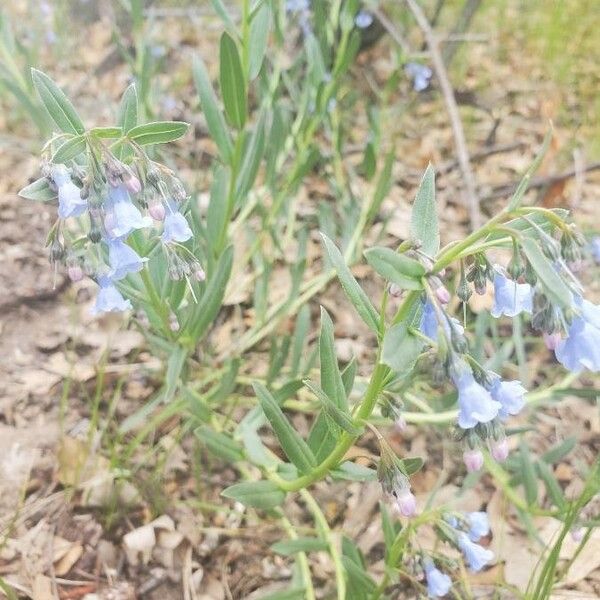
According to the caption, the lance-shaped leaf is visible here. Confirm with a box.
[195,426,244,463]
[410,165,439,257]
[19,177,57,202]
[254,382,317,474]
[31,68,85,135]
[320,233,379,333]
[271,537,328,556]
[51,135,86,163]
[303,379,359,435]
[364,247,425,290]
[521,237,572,309]
[127,121,189,145]
[118,83,138,133]
[248,2,271,80]
[381,323,424,374]
[222,480,286,509]
[219,32,247,130]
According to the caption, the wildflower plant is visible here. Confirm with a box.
[15,1,600,598]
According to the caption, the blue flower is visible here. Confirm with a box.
[107,239,147,280]
[162,208,193,243]
[555,316,600,372]
[578,297,600,329]
[286,0,309,12]
[491,272,533,318]
[104,185,151,239]
[466,512,490,542]
[420,300,464,342]
[590,237,600,263]
[355,10,373,29]
[424,560,452,598]
[453,370,501,429]
[92,276,132,315]
[51,165,87,219]
[457,532,494,572]
[489,377,526,419]
[405,62,433,92]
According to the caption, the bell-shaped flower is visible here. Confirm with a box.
[91,276,132,315]
[453,370,501,429]
[420,300,464,342]
[162,207,193,243]
[104,185,151,239]
[51,164,87,219]
[457,532,494,572]
[591,237,600,263]
[555,316,600,373]
[107,239,147,280]
[491,272,533,318]
[489,377,526,419]
[424,560,452,598]
[466,512,490,542]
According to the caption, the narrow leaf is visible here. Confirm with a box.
[127,121,189,145]
[195,426,244,463]
[303,380,359,435]
[382,323,424,374]
[248,2,271,80]
[364,247,425,290]
[410,165,439,257]
[19,177,57,202]
[118,83,138,133]
[271,537,328,556]
[219,32,247,130]
[222,480,286,509]
[51,135,86,163]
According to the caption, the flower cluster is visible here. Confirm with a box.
[405,62,433,92]
[446,511,494,572]
[44,151,201,318]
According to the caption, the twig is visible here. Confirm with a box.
[438,141,524,174]
[482,161,600,202]
[441,0,483,65]
[403,0,482,229]
[371,8,411,55]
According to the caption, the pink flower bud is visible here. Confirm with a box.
[394,416,407,433]
[435,285,451,305]
[169,313,180,332]
[194,267,206,282]
[543,332,562,351]
[571,528,585,542]
[463,449,484,472]
[149,202,166,221]
[491,439,509,462]
[395,488,417,517]
[389,283,403,298]
[124,174,142,195]
[67,264,83,282]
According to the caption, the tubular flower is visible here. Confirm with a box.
[453,370,501,429]
[92,276,132,314]
[107,239,147,280]
[51,164,87,219]
[104,185,151,239]
[424,560,452,598]
[457,532,494,572]
[489,377,527,419]
[491,272,533,318]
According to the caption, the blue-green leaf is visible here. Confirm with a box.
[127,121,189,145]
[118,83,138,133]
[271,537,328,556]
[248,2,271,80]
[222,480,286,509]
[364,247,425,290]
[219,32,247,130]
[19,177,57,202]
[410,165,439,257]
[51,135,86,163]
[382,323,424,374]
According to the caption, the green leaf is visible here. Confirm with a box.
[236,110,266,198]
[90,126,122,139]
[163,344,188,403]
[221,480,286,509]
[341,356,357,397]
[521,237,572,308]
[31,68,85,134]
[248,2,271,80]
[118,83,138,133]
[399,456,424,476]
[51,135,86,163]
[303,379,359,435]
[364,247,425,290]
[536,461,566,510]
[127,121,189,145]
[320,233,379,333]
[18,177,57,202]
[195,426,244,463]
[254,588,306,600]
[541,437,576,465]
[520,441,538,506]
[271,537,328,556]
[331,462,377,482]
[192,55,233,161]
[219,32,247,130]
[508,129,552,211]
[382,323,424,374]
[206,166,230,253]
[410,165,439,257]
[367,149,394,222]
[254,382,317,474]
[342,556,376,594]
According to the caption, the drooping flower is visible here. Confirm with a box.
[453,370,501,429]
[104,185,151,239]
[491,438,509,462]
[466,512,490,542]
[543,331,562,351]
[405,62,433,92]
[463,448,484,472]
[489,377,526,419]
[379,461,417,518]
[355,10,373,29]
[92,276,132,315]
[50,164,87,219]
[457,532,494,572]
[491,272,533,318]
[590,237,600,263]
[424,560,452,598]
[555,316,600,372]
[419,300,464,342]
[107,239,147,280]
[162,207,193,243]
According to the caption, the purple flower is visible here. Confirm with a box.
[92,276,132,315]
[491,272,533,318]
[590,237,600,263]
[466,512,490,542]
[555,316,600,372]
[107,239,147,280]
[104,185,151,239]
[51,165,87,219]
[453,370,501,429]
[355,10,373,29]
[162,208,193,243]
[405,62,433,92]
[489,377,526,419]
[457,532,494,572]
[463,448,483,472]
[424,560,452,598]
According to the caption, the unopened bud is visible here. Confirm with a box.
[435,285,451,305]
[457,275,471,303]
[169,313,180,332]
[463,449,484,472]
[123,173,142,195]
[571,528,585,542]
[67,264,83,282]
[50,239,65,263]
[171,179,187,202]
[393,488,417,517]
[491,438,509,462]
[149,201,166,221]
[388,283,403,298]
[194,266,206,282]
[543,331,562,351]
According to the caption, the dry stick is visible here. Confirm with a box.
[403,0,482,230]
